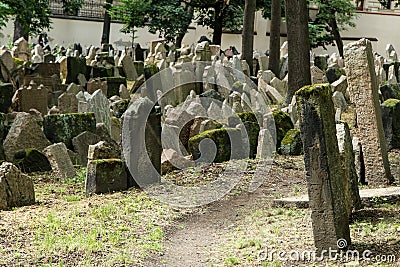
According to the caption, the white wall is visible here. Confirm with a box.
[0,11,399,56]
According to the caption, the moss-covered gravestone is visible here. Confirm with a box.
[85,159,128,197]
[236,112,261,159]
[296,83,351,253]
[43,113,96,149]
[188,128,244,163]
[272,110,294,149]
[381,98,400,150]
[279,128,303,156]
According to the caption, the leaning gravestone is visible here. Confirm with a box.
[344,39,393,184]
[43,143,76,180]
[3,112,51,161]
[296,83,351,253]
[0,162,35,210]
[119,54,138,81]
[0,49,16,82]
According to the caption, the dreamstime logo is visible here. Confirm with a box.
[122,61,276,207]
[257,239,397,263]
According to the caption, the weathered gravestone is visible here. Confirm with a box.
[296,84,351,253]
[336,122,362,212]
[12,82,48,115]
[102,77,126,98]
[58,92,78,114]
[88,89,111,135]
[87,78,107,95]
[72,131,102,166]
[12,38,30,61]
[122,97,162,187]
[0,162,35,210]
[344,39,393,184]
[43,143,76,180]
[3,112,51,161]
[85,159,127,196]
[119,54,138,81]
[22,63,61,90]
[0,50,16,82]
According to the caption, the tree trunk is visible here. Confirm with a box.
[175,5,194,48]
[268,0,281,77]
[213,1,224,45]
[328,18,344,58]
[101,0,113,45]
[13,18,29,42]
[241,0,256,75]
[285,0,311,105]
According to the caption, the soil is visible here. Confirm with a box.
[145,156,308,267]
[144,151,400,267]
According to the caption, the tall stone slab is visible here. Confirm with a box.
[296,84,350,253]
[336,122,362,212]
[0,50,16,82]
[119,54,138,81]
[88,89,111,135]
[122,97,162,187]
[344,39,393,184]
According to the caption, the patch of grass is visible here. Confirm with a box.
[236,239,262,250]
[65,167,86,184]
[0,173,181,266]
[224,256,240,266]
[64,195,81,202]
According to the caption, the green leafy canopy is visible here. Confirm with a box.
[0,0,52,38]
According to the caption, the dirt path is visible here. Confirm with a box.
[147,192,261,267]
[145,158,306,267]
